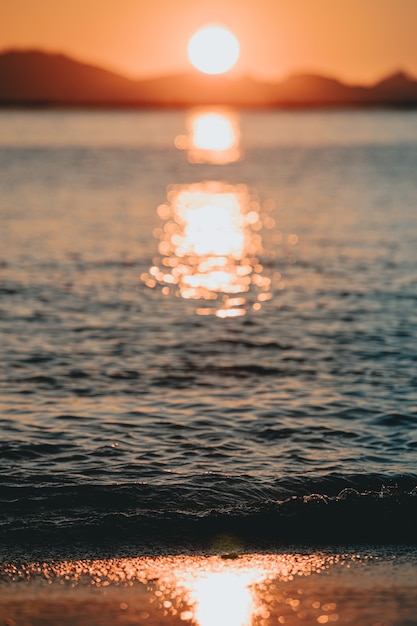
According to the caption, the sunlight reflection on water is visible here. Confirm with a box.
[175,109,242,164]
[2,552,377,626]
[159,553,340,626]
[3,551,417,625]
[141,181,273,317]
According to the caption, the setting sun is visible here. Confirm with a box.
[187,25,240,75]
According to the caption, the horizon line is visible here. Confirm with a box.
[2,46,416,88]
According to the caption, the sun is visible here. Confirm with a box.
[187,25,240,75]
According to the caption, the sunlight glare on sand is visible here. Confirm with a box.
[186,570,258,626]
[4,552,417,625]
[0,553,352,625]
[141,181,272,316]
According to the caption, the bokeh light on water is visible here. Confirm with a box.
[141,181,272,317]
[175,109,241,164]
[2,552,371,625]
[4,551,417,625]
[157,553,341,626]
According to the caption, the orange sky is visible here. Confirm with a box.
[2,0,417,83]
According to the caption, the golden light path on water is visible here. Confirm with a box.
[141,181,274,317]
[175,109,242,164]
[144,553,343,626]
[1,553,357,625]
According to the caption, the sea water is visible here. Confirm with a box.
[0,109,417,552]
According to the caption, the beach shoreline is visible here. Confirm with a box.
[1,546,417,625]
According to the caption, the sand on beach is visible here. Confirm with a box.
[1,548,417,625]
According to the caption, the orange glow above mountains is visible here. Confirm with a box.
[1,0,417,84]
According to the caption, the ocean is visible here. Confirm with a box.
[1,109,417,624]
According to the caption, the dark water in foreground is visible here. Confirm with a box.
[0,110,417,553]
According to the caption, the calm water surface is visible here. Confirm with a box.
[0,109,417,550]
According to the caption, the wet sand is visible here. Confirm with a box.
[1,547,417,625]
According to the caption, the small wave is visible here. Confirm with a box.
[0,442,75,461]
[215,339,294,351]
[0,474,416,555]
[374,412,417,427]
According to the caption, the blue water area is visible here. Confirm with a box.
[0,110,416,552]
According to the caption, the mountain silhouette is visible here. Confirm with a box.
[1,49,417,107]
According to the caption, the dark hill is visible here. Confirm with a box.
[1,49,417,107]
[371,71,417,103]
[0,50,145,103]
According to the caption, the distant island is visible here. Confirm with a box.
[1,49,417,108]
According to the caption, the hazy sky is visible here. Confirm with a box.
[2,0,417,82]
